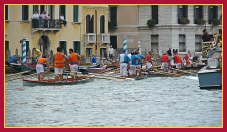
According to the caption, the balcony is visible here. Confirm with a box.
[99,34,110,45]
[85,33,96,45]
[31,19,61,33]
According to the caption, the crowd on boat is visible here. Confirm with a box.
[32,44,205,82]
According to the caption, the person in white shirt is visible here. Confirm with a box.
[108,45,114,61]
[60,13,67,27]
[32,11,39,28]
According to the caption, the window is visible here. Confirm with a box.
[33,5,38,13]
[48,5,55,19]
[5,5,8,20]
[22,5,29,21]
[100,15,105,33]
[151,5,158,24]
[40,5,45,14]
[194,6,204,24]
[178,5,188,18]
[86,15,94,33]
[73,41,81,55]
[59,5,66,20]
[86,48,92,57]
[59,41,67,55]
[178,5,188,24]
[110,36,117,49]
[195,35,202,52]
[151,35,159,53]
[208,6,218,24]
[179,34,186,52]
[73,5,79,22]
[109,6,117,26]
[5,41,9,60]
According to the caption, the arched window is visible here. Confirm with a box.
[100,15,105,33]
[86,14,94,33]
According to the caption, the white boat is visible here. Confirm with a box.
[198,48,222,89]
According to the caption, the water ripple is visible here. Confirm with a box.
[5,76,222,127]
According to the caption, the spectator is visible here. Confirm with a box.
[60,13,67,27]
[202,29,212,42]
[108,45,114,61]
[167,48,172,57]
[32,11,39,28]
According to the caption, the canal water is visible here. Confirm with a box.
[5,76,222,127]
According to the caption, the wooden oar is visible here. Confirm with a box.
[6,70,31,77]
[148,69,182,77]
[170,68,198,75]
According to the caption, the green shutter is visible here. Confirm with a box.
[73,5,79,22]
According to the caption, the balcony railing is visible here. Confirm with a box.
[99,33,110,44]
[31,19,61,33]
[85,33,96,44]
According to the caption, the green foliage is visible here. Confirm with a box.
[147,19,157,29]
[211,19,220,26]
[194,19,206,25]
[178,17,190,24]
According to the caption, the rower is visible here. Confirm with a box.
[161,51,169,72]
[36,55,49,81]
[33,48,42,62]
[135,50,144,77]
[128,51,137,78]
[119,52,131,77]
[145,51,152,70]
[53,47,68,81]
[68,48,81,80]
[173,52,182,70]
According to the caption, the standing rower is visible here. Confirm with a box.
[53,47,68,81]
[36,55,49,81]
[68,48,80,80]
[119,52,131,77]
[161,52,169,72]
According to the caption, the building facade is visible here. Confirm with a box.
[5,5,110,63]
[109,5,222,56]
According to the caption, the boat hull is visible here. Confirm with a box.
[23,77,93,86]
[198,69,222,89]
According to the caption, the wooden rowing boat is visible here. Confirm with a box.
[22,75,93,86]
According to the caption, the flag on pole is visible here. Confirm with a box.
[123,33,127,54]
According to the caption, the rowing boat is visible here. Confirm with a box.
[22,75,93,86]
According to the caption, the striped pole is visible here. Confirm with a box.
[123,33,127,54]
[22,36,26,64]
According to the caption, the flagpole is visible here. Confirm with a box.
[123,33,127,54]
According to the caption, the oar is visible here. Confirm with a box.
[149,69,182,77]
[6,70,31,77]
[170,68,198,75]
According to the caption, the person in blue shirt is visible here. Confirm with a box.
[135,50,145,76]
[91,55,97,66]
[129,51,139,77]
[118,52,131,77]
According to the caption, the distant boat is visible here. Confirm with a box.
[79,63,100,73]
[198,48,222,89]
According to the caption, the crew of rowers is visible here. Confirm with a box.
[35,46,194,80]
[35,47,81,81]
[119,49,192,77]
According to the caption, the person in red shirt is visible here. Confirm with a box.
[174,52,182,69]
[161,52,169,72]
[145,51,152,70]
[184,53,191,66]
